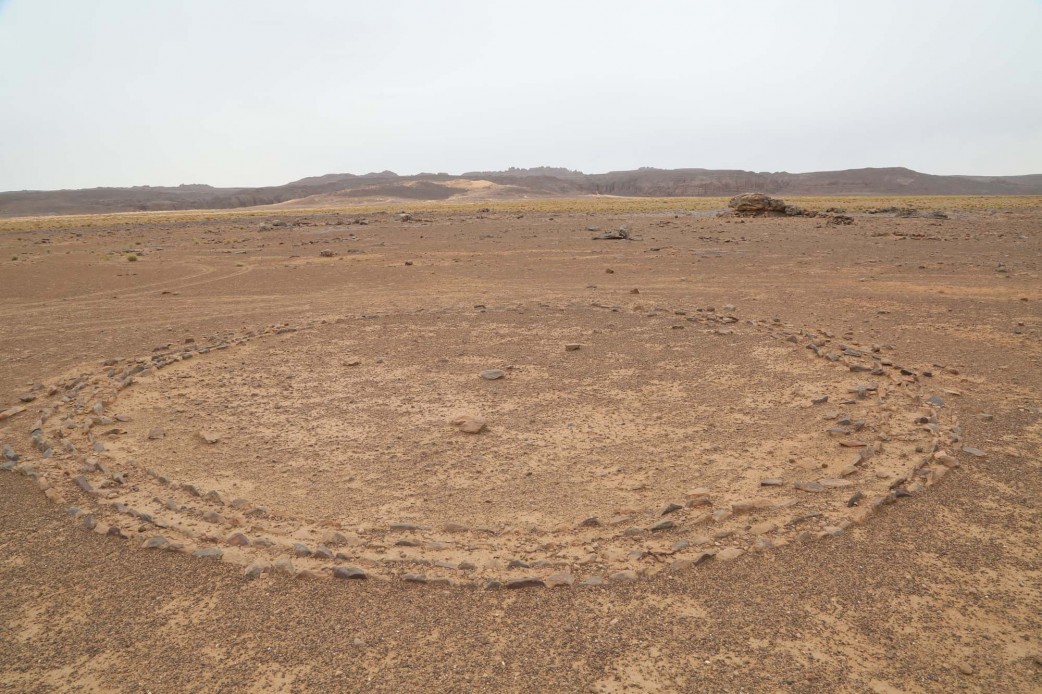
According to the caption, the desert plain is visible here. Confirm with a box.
[0,196,1040,692]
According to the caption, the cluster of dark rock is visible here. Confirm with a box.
[591,225,632,240]
[724,193,862,225]
[726,193,813,217]
[867,207,948,219]
[583,194,953,240]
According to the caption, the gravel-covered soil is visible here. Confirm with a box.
[1,204,1040,692]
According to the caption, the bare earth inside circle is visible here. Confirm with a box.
[118,308,867,526]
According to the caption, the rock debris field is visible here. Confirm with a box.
[0,200,1040,691]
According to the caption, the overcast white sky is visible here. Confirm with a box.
[1,0,1040,190]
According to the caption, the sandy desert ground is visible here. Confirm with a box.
[1,199,1040,692]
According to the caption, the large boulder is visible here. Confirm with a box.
[727,193,813,217]
[729,193,787,214]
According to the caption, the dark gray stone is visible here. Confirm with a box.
[333,566,368,580]
[505,577,545,589]
[389,522,427,531]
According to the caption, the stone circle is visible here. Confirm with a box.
[2,301,971,588]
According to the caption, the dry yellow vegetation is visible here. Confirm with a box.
[2,194,1040,232]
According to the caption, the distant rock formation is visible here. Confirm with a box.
[3,166,1041,217]
[726,193,813,217]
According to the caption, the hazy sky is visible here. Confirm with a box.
[1,0,1040,190]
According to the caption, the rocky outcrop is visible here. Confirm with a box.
[726,193,815,218]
